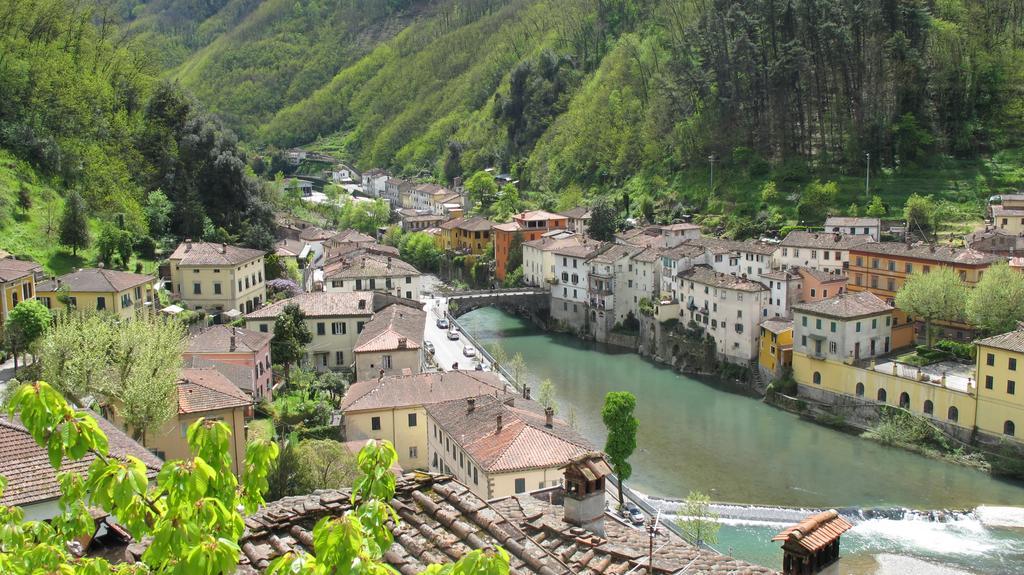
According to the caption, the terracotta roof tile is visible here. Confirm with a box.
[761,318,793,334]
[559,206,591,219]
[0,258,42,282]
[245,291,377,320]
[792,291,891,319]
[426,395,595,473]
[323,252,420,280]
[0,410,162,508]
[687,236,778,256]
[112,473,774,574]
[850,242,1003,265]
[39,268,154,293]
[679,265,768,292]
[772,510,853,553]
[187,325,272,354]
[169,242,265,266]
[975,329,1024,353]
[353,303,426,353]
[341,371,508,412]
[177,367,252,414]
[779,231,874,250]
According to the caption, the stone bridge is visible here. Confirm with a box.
[445,288,549,318]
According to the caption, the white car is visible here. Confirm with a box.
[462,345,477,357]
[447,330,460,341]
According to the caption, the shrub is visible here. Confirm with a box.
[934,339,975,361]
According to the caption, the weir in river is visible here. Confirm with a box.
[457,307,1024,574]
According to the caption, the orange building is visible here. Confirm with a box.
[493,211,568,281]
[846,243,1002,349]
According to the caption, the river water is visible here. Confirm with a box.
[457,308,1024,574]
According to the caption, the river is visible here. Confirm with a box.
[457,307,1024,574]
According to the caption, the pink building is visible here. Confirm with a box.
[183,325,274,401]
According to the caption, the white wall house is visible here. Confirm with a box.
[824,217,881,242]
[679,265,769,364]
[792,291,893,362]
[775,231,873,275]
[551,242,607,332]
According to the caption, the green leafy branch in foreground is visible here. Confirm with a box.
[0,381,510,575]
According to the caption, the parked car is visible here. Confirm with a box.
[424,341,435,354]
[463,345,477,357]
[622,502,645,526]
[436,318,449,329]
[447,330,460,341]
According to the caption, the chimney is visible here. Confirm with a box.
[496,413,503,433]
[185,239,192,251]
[221,243,227,254]
[361,257,366,268]
[524,386,531,400]
[397,336,407,349]
[230,327,237,352]
[358,298,366,310]
[467,397,476,413]
[544,407,554,428]
[387,256,392,269]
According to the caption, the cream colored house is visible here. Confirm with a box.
[36,268,156,319]
[340,371,508,470]
[425,393,595,500]
[521,231,578,287]
[323,252,421,300]
[775,231,874,275]
[169,240,266,316]
[353,303,425,380]
[245,291,387,372]
[679,265,769,364]
[109,367,252,477]
[618,247,662,320]
[792,291,893,362]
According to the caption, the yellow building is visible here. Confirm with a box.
[340,371,508,470]
[37,268,156,319]
[245,291,380,373]
[169,240,266,316]
[437,216,495,256]
[425,393,595,500]
[759,318,793,379]
[975,330,1024,441]
[108,367,252,477]
[0,258,41,324]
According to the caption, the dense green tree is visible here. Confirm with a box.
[506,231,525,275]
[602,391,638,511]
[492,184,522,222]
[399,232,442,271]
[895,268,968,347]
[797,180,838,224]
[58,192,91,256]
[537,379,558,415]
[295,439,359,492]
[145,189,174,238]
[96,224,134,268]
[866,196,887,218]
[336,198,390,234]
[465,171,498,212]
[967,263,1024,336]
[39,313,185,443]
[588,200,618,241]
[4,300,51,373]
[17,184,31,213]
[272,303,313,385]
[904,194,939,239]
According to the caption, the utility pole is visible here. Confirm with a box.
[708,155,716,194]
[865,152,871,201]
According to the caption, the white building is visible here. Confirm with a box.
[688,237,777,285]
[361,169,389,198]
[680,265,769,364]
[775,231,873,275]
[586,244,642,338]
[323,253,422,300]
[551,241,608,332]
[521,231,584,288]
[659,243,709,302]
[824,217,881,242]
[792,291,893,362]
[761,268,803,319]
[619,247,663,319]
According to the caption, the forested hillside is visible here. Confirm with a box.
[0,0,275,270]
[139,0,1024,207]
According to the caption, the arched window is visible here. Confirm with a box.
[899,392,910,409]
[855,382,864,397]
[923,400,934,415]
[948,406,959,422]
[877,388,887,403]
[813,372,821,385]
[1005,421,1016,437]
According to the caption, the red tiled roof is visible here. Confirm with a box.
[245,291,376,320]
[37,268,154,293]
[0,411,162,508]
[792,291,891,319]
[772,510,853,553]
[187,325,272,354]
[169,241,265,266]
[353,304,425,353]
[0,258,41,282]
[341,370,507,412]
[177,368,252,414]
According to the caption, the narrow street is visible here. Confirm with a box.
[420,295,488,373]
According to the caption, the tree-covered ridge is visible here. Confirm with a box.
[159,0,1023,201]
[0,0,275,254]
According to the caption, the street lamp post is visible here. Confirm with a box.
[865,152,871,201]
[708,155,716,193]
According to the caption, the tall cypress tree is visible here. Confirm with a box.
[58,191,90,256]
